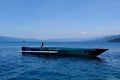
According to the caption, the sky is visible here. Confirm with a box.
[0,0,120,39]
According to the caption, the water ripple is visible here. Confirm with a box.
[0,42,120,80]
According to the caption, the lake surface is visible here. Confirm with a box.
[0,42,120,80]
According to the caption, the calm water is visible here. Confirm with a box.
[0,42,120,80]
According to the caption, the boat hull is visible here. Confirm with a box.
[21,47,108,57]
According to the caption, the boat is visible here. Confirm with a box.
[21,46,108,57]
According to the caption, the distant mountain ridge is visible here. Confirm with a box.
[88,34,120,42]
[109,38,120,42]
[0,36,40,42]
[46,34,120,42]
[45,37,96,42]
[108,35,120,42]
[0,34,120,42]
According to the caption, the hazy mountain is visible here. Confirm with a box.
[108,36,120,42]
[109,38,120,42]
[88,34,120,42]
[0,36,40,42]
[0,34,120,42]
[45,34,120,42]
[45,37,97,42]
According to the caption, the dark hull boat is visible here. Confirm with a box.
[21,47,108,57]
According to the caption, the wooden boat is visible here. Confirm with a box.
[21,47,108,57]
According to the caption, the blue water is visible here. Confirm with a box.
[0,42,120,80]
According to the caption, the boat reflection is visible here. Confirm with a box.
[21,52,105,62]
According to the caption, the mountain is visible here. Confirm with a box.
[108,37,120,42]
[0,36,40,42]
[0,34,120,42]
[109,38,120,42]
[88,34,120,42]
[45,37,97,42]
[46,34,120,42]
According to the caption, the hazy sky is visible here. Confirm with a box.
[0,0,120,39]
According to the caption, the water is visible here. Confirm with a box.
[0,42,120,80]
